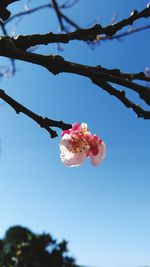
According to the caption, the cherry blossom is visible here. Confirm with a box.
[59,122,106,167]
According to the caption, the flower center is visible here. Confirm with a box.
[70,133,89,154]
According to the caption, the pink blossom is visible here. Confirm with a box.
[60,122,106,167]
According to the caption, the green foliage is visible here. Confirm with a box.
[0,226,76,267]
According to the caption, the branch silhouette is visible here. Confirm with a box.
[51,0,79,31]
[0,0,19,21]
[0,1,150,140]
[0,89,71,138]
[12,4,150,48]
[0,35,150,118]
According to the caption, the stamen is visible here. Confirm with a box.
[70,133,89,154]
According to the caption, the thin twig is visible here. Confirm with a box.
[51,0,79,31]
[5,4,52,24]
[51,0,64,31]
[97,24,150,41]
[5,1,79,25]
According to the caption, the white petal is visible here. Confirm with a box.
[60,134,71,149]
[79,122,88,133]
[60,132,87,167]
[60,146,86,167]
[61,133,72,141]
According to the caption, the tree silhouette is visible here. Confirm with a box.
[0,0,150,139]
[0,225,76,267]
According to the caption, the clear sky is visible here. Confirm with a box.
[0,1,150,267]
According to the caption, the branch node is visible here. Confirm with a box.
[120,90,125,97]
[130,10,138,17]
[147,2,150,9]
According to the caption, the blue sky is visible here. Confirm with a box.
[0,1,150,267]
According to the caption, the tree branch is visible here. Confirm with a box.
[92,80,150,119]
[0,0,19,21]
[101,4,150,36]
[97,24,150,42]
[0,37,150,118]
[12,2,150,49]
[50,3,150,36]
[0,3,150,119]
[95,66,150,82]
[0,22,17,77]
[0,89,71,138]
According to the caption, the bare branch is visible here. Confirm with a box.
[96,67,150,82]
[0,36,149,118]
[92,80,150,119]
[49,2,150,35]
[97,25,150,41]
[0,89,71,138]
[0,20,17,77]
[97,24,150,42]
[5,1,149,40]
[102,4,150,36]
[31,3,150,40]
[0,22,17,77]
[0,2,150,120]
[12,3,150,49]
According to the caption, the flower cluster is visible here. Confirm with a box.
[59,122,106,167]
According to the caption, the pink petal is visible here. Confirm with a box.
[72,122,80,131]
[62,129,70,136]
[90,141,106,166]
[90,145,99,156]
